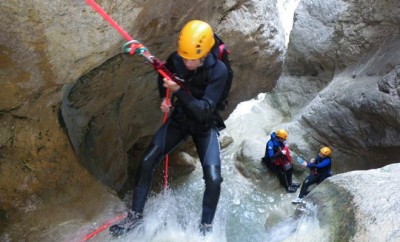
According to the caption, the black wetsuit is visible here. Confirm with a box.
[131,51,228,225]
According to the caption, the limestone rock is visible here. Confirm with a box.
[306,163,400,242]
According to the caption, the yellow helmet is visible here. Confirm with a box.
[320,146,332,156]
[276,129,288,140]
[177,20,215,60]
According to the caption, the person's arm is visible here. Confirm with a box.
[268,144,284,159]
[157,54,175,99]
[174,60,227,122]
[267,143,275,159]
[283,146,293,163]
[307,158,331,168]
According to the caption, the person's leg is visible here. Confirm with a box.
[298,174,318,198]
[200,165,222,233]
[132,119,188,212]
[284,169,298,193]
[110,119,187,236]
[278,169,289,190]
[292,174,318,203]
[193,128,222,233]
[316,174,331,185]
[286,168,293,186]
[265,160,278,174]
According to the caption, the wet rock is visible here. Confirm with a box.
[307,163,400,241]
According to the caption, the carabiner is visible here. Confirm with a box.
[122,40,147,55]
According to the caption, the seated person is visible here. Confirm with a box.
[292,146,332,204]
[262,129,299,193]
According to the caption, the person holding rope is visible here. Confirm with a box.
[109,20,228,237]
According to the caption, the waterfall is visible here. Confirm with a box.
[76,94,328,242]
[277,0,301,47]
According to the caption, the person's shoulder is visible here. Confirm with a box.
[214,59,228,72]
[168,51,181,61]
[167,51,185,70]
[202,53,219,68]
[208,57,228,78]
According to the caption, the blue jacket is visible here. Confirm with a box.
[263,132,285,162]
[307,155,332,176]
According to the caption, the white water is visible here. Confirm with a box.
[277,0,301,47]
[77,94,329,242]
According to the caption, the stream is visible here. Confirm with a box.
[76,94,329,242]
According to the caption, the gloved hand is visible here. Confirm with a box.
[281,150,287,155]
[301,161,307,167]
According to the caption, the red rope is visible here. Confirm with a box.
[85,0,171,188]
[162,87,171,189]
[80,213,126,242]
[81,1,172,240]
[85,0,132,41]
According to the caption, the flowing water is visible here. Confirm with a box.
[75,94,330,242]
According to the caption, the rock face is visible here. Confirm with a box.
[306,163,400,242]
[271,0,400,171]
[0,0,284,240]
[1,0,400,240]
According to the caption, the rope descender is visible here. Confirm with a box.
[122,40,153,60]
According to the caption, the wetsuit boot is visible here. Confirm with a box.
[109,211,143,237]
[199,223,213,236]
[287,185,297,193]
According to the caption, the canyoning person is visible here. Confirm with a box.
[292,146,332,204]
[261,129,299,193]
[109,20,229,237]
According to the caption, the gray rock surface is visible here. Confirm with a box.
[0,0,284,240]
[1,0,400,240]
[306,163,400,242]
[272,0,400,171]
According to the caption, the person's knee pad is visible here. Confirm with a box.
[202,165,222,210]
[203,165,223,186]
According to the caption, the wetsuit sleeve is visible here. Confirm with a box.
[271,151,282,159]
[157,54,175,98]
[307,158,331,168]
[268,142,284,159]
[174,61,228,121]
[266,140,274,158]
